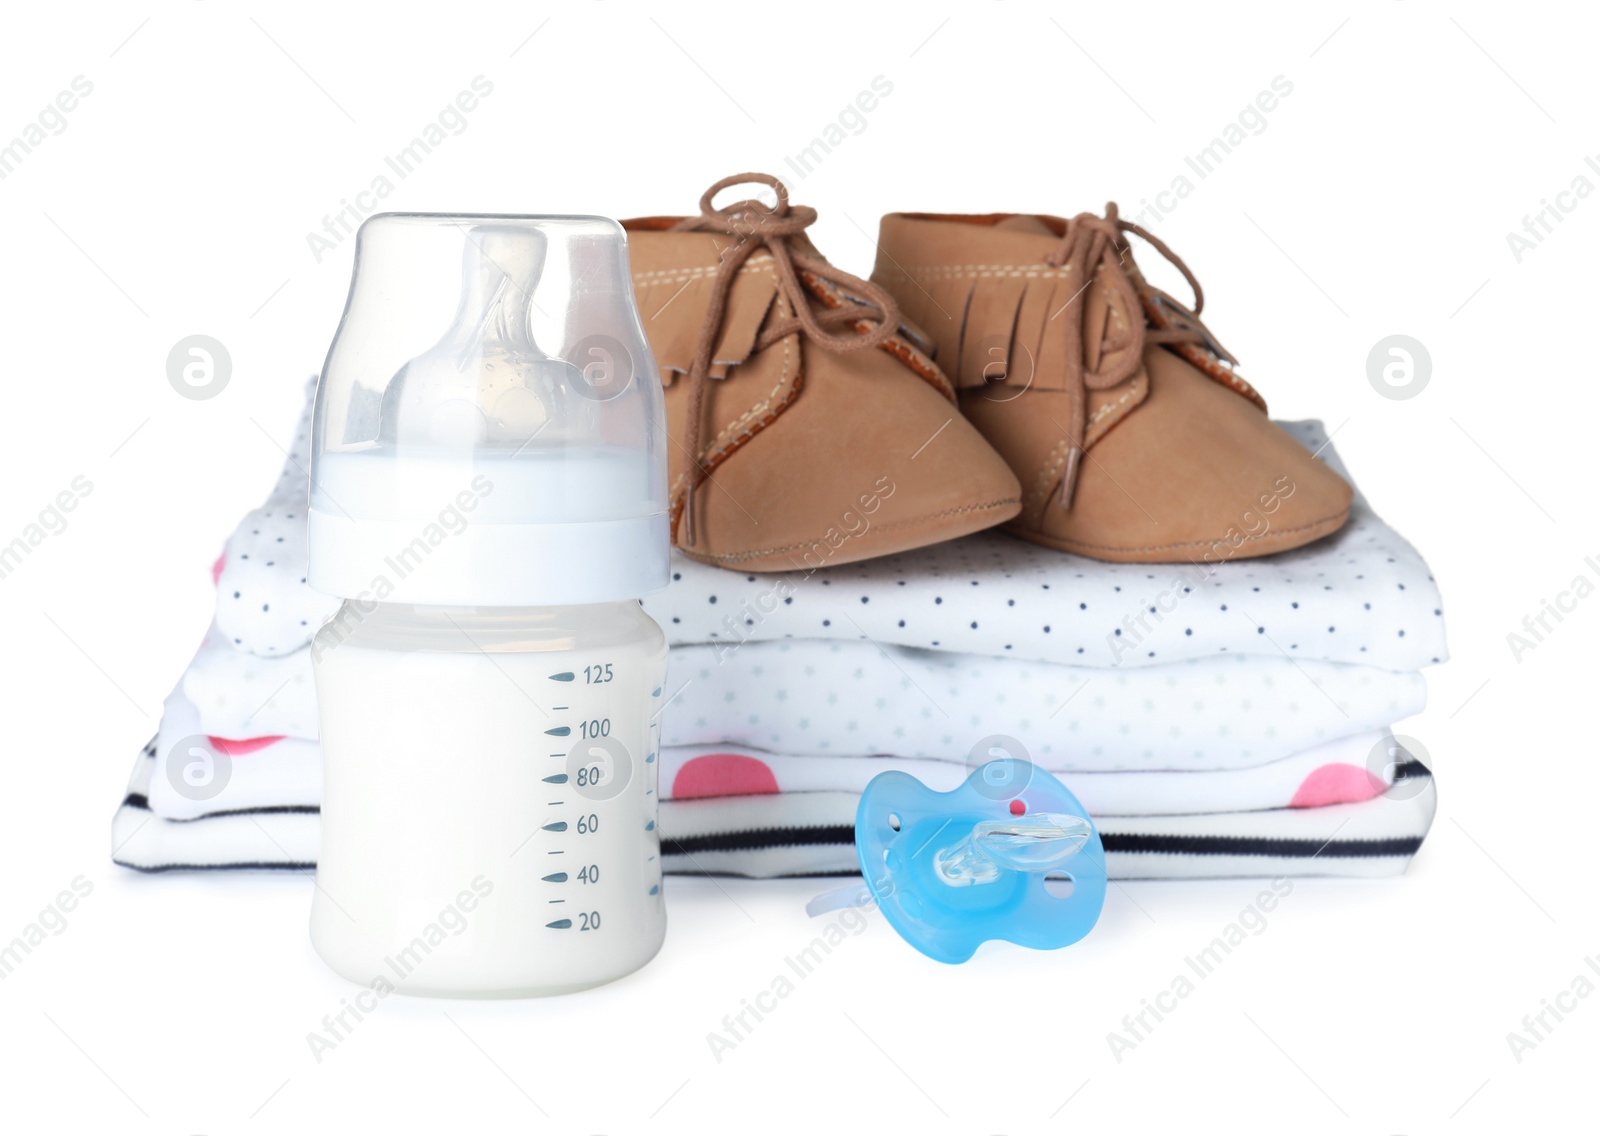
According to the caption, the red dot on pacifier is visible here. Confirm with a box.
[1009,798,1026,816]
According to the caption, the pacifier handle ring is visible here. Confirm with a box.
[805,882,875,918]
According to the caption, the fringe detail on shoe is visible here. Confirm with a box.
[878,264,1264,420]
[875,266,1094,393]
[634,255,780,385]
[958,276,1030,386]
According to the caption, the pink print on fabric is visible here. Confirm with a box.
[206,735,287,756]
[211,551,226,585]
[1289,763,1386,809]
[671,753,780,800]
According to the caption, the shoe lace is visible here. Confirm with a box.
[671,173,902,547]
[1043,202,1238,509]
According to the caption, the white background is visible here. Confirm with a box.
[1,1,1595,1132]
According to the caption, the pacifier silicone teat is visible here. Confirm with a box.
[810,759,1107,963]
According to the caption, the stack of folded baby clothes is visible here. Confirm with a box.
[112,381,1444,879]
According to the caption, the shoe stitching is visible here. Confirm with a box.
[665,290,953,511]
[685,495,1023,565]
[1023,381,1144,517]
[882,265,1078,281]
[669,326,796,504]
[668,365,808,543]
[1009,507,1351,557]
[803,269,956,403]
[633,255,776,287]
[877,331,955,402]
[1088,381,1141,428]
[1028,439,1074,519]
[663,272,953,543]
[647,260,778,386]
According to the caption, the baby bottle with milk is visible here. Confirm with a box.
[305,214,670,997]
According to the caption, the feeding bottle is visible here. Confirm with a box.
[306,214,670,997]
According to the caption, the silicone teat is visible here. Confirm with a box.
[379,223,591,449]
[840,760,1106,963]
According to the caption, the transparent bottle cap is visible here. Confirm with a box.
[307,213,668,606]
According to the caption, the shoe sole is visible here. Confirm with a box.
[676,495,1022,572]
[999,506,1351,564]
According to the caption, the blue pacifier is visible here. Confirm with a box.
[809,759,1106,963]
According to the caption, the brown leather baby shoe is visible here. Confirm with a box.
[623,174,1021,571]
[870,207,1353,563]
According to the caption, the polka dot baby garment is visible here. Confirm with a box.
[643,422,1446,672]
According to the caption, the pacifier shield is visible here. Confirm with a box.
[855,760,1106,964]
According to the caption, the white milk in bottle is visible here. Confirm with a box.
[305,215,670,996]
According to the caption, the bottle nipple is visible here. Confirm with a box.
[309,212,669,608]
[379,223,590,450]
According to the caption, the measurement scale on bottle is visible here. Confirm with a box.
[536,664,663,936]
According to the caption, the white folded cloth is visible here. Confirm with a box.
[113,739,1437,880]
[660,641,1423,768]
[660,731,1401,816]
[645,420,1446,672]
[125,381,1443,884]
[142,672,1405,823]
[177,631,1426,772]
[213,377,339,657]
[183,626,318,740]
[150,687,320,821]
[653,769,1437,880]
